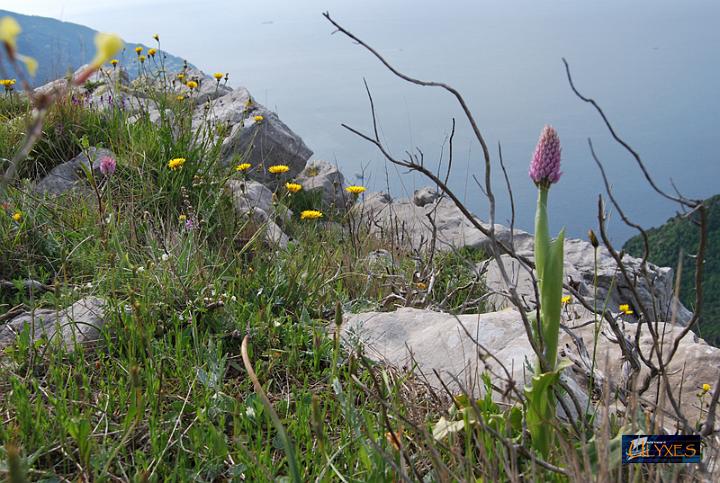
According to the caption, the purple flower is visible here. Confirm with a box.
[99,156,116,176]
[529,125,562,186]
[184,218,196,231]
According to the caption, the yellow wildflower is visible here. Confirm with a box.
[416,282,427,290]
[153,33,160,41]
[702,383,711,393]
[561,295,572,305]
[0,16,21,51]
[235,163,252,172]
[0,79,15,90]
[178,214,187,223]
[177,73,185,81]
[186,80,198,90]
[176,95,185,101]
[300,210,323,220]
[168,157,186,170]
[345,185,366,195]
[11,211,22,222]
[268,164,289,174]
[285,182,302,193]
[135,46,143,55]
[148,48,157,57]
[20,55,37,76]
[619,304,633,315]
[254,115,264,123]
[213,72,224,81]
[139,55,146,63]
[91,33,123,69]
[110,59,118,67]
[0,17,38,76]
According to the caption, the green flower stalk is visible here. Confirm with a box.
[525,125,566,456]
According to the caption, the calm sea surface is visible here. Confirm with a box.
[12,0,720,242]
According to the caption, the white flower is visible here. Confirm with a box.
[136,266,145,273]
[230,295,237,302]
[274,321,282,327]
[245,406,255,418]
[161,253,170,262]
[85,282,93,288]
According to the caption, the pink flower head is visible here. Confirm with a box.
[529,125,562,186]
[99,156,116,176]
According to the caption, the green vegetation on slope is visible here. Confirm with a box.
[624,194,720,346]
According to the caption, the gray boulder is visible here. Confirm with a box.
[227,179,289,247]
[342,307,719,430]
[220,106,312,184]
[483,236,693,326]
[295,160,348,210]
[191,87,252,133]
[1,297,106,352]
[353,190,510,252]
[34,147,116,196]
[228,179,274,215]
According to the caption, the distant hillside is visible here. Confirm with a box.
[624,194,720,346]
[0,9,189,85]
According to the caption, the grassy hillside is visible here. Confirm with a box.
[0,9,188,85]
[624,194,720,346]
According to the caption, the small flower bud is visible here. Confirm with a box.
[588,229,599,248]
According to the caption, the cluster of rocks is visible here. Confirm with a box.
[343,188,716,432]
[352,189,691,325]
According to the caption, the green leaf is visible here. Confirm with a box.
[540,228,565,370]
[524,369,561,457]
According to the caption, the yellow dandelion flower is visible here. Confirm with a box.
[235,163,252,172]
[268,164,289,174]
[139,55,146,63]
[619,304,634,315]
[11,211,22,222]
[168,157,186,170]
[213,72,224,80]
[561,295,572,305]
[176,95,185,101]
[135,46,143,55]
[110,59,118,66]
[300,210,323,220]
[148,48,157,57]
[702,383,711,393]
[285,182,302,193]
[178,214,187,222]
[254,115,264,123]
[177,73,185,81]
[345,185,366,195]
[186,80,198,90]
[0,79,15,89]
